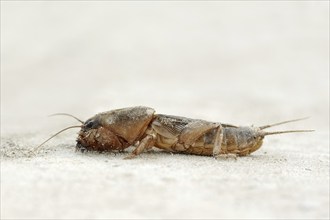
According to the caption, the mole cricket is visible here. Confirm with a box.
[35,106,313,159]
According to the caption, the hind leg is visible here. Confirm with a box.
[210,125,224,157]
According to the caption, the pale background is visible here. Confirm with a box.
[1,1,329,219]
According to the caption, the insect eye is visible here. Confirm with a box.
[83,118,100,130]
[85,120,95,129]
[86,121,93,128]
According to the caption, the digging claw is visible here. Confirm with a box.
[75,142,87,153]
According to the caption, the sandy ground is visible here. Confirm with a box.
[1,1,329,219]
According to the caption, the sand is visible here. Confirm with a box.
[1,1,329,219]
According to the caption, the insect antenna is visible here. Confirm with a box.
[259,117,309,130]
[49,113,84,124]
[32,125,82,153]
[263,129,314,136]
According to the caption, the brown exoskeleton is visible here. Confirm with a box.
[35,106,313,159]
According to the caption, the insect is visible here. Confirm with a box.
[35,106,313,159]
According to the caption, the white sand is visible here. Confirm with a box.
[1,1,329,219]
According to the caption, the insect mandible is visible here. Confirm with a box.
[35,106,313,159]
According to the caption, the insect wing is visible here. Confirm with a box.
[151,114,192,139]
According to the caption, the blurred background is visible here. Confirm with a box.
[1,1,328,134]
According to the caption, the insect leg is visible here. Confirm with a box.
[211,124,223,157]
[124,132,156,159]
[179,121,222,148]
[214,153,238,160]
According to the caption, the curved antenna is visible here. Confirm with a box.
[32,125,82,153]
[49,113,84,124]
[263,129,314,136]
[260,117,310,130]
